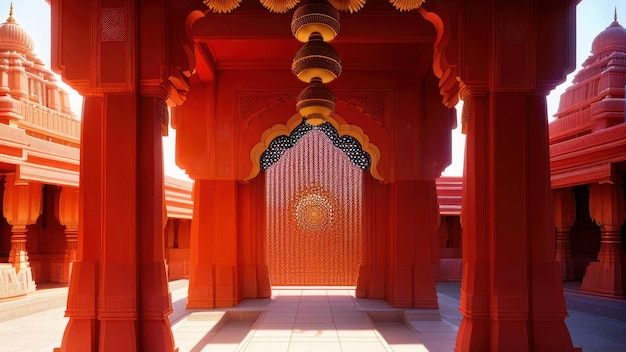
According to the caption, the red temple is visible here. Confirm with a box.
[2,0,622,351]
[549,13,626,296]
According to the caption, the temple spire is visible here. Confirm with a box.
[6,2,14,23]
[615,6,618,22]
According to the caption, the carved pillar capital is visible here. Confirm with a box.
[57,186,79,233]
[589,178,625,229]
[2,173,43,229]
[554,188,577,231]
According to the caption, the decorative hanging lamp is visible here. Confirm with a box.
[292,33,342,84]
[260,0,300,13]
[389,0,426,12]
[327,0,365,13]
[203,0,242,13]
[291,0,340,42]
[296,77,336,126]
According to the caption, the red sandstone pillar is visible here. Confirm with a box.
[94,94,140,350]
[456,94,490,352]
[2,173,41,292]
[388,180,438,308]
[455,0,576,349]
[60,95,176,352]
[554,188,576,280]
[57,186,79,284]
[581,179,626,296]
[187,180,239,308]
[356,175,388,299]
[238,175,271,299]
[137,96,176,350]
[456,93,574,351]
[59,97,105,352]
[52,0,176,350]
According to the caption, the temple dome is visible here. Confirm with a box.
[0,11,34,53]
[591,19,626,55]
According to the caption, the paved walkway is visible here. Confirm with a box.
[1,281,625,351]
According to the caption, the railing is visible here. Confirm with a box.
[12,99,80,144]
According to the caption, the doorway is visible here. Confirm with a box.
[264,122,368,285]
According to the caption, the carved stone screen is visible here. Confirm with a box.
[265,127,364,286]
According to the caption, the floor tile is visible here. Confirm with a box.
[1,280,625,352]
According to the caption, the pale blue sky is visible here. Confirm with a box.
[6,0,623,177]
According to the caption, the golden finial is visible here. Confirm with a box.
[6,2,14,23]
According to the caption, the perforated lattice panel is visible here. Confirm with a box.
[100,7,127,42]
[265,129,363,286]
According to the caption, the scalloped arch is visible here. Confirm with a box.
[244,114,383,182]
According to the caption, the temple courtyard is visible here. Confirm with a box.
[0,281,624,352]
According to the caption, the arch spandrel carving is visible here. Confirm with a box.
[238,90,390,183]
[244,114,384,183]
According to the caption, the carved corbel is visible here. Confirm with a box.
[589,177,626,231]
[419,3,460,109]
[166,5,207,109]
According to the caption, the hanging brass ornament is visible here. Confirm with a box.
[292,33,342,84]
[291,0,340,42]
[296,77,336,125]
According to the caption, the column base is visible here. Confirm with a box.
[356,264,386,299]
[0,263,30,298]
[257,264,272,298]
[58,318,98,352]
[16,267,36,293]
[581,260,626,296]
[389,265,438,308]
[99,320,138,351]
[139,319,177,352]
[59,261,98,351]
[187,264,239,308]
[187,264,215,308]
[455,317,489,352]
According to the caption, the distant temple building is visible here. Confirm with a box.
[549,13,626,296]
[436,14,626,298]
[0,7,193,299]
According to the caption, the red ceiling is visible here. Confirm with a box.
[191,1,436,75]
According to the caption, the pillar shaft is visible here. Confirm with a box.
[136,96,176,351]
[8,228,28,271]
[95,93,139,351]
[238,175,271,299]
[60,96,105,352]
[2,174,40,293]
[187,180,239,308]
[457,93,573,351]
[388,180,439,308]
[582,180,626,296]
[554,188,576,280]
[356,175,388,299]
[58,186,80,284]
[62,230,77,284]
[60,94,175,351]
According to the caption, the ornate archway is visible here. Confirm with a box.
[262,120,370,285]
